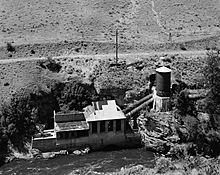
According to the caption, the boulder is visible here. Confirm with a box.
[42,152,55,159]
[31,148,41,158]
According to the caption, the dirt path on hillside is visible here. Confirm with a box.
[0,50,207,64]
[0,57,47,64]
[151,0,169,36]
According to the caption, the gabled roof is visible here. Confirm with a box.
[84,100,126,122]
[55,111,85,123]
[54,111,88,132]
[55,121,89,132]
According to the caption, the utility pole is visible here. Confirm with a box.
[116,29,118,65]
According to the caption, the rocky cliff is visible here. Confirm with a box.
[138,109,220,158]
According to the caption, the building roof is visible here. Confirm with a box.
[54,111,88,132]
[156,66,172,73]
[53,100,126,132]
[55,121,89,132]
[55,112,85,123]
[84,100,126,122]
[33,129,56,140]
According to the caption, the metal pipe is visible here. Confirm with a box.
[123,94,153,114]
[125,98,154,119]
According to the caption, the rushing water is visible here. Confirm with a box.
[0,148,155,175]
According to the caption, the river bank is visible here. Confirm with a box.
[111,155,220,175]
[1,141,220,175]
[0,148,155,175]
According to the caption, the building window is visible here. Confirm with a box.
[100,121,105,133]
[57,133,61,139]
[116,106,121,111]
[58,132,63,139]
[71,131,75,138]
[76,130,89,137]
[108,120,113,132]
[116,120,121,131]
[92,122,97,134]
[65,132,69,139]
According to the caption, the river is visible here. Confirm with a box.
[0,148,155,175]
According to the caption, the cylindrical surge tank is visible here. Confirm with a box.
[156,66,171,97]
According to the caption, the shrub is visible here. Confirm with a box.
[0,94,37,151]
[6,42,15,52]
[203,51,220,129]
[0,126,8,166]
[179,43,187,50]
[175,89,197,117]
[205,130,220,156]
[203,51,220,89]
[155,157,172,173]
[46,57,62,72]
[37,58,62,72]
[52,80,99,111]
[30,49,35,54]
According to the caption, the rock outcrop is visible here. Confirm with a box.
[110,156,220,175]
[137,111,219,157]
[138,112,180,153]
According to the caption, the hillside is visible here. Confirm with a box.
[0,0,219,104]
[0,0,219,47]
[0,0,220,103]
[0,50,206,106]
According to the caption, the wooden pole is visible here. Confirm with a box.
[116,29,118,65]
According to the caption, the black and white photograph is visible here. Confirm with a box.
[0,0,220,174]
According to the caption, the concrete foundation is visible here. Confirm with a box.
[153,95,171,112]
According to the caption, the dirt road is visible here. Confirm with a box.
[0,50,207,64]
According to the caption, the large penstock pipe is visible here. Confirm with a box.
[123,94,153,114]
[125,98,154,119]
